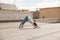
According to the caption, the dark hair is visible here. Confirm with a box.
[33,22,37,26]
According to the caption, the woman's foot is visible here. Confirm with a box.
[19,24,23,29]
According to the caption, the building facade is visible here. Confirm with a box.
[40,7,60,18]
[21,9,29,13]
[0,3,33,22]
[39,7,60,22]
[33,10,40,19]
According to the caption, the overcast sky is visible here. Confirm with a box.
[0,0,60,11]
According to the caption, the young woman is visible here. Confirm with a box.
[19,16,39,29]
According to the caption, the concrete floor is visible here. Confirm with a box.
[0,22,60,40]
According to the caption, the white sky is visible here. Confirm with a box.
[0,0,60,11]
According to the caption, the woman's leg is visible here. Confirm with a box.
[19,16,28,28]
[27,16,34,23]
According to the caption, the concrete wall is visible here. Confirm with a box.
[0,10,33,21]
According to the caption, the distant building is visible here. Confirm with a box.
[39,7,60,22]
[40,7,60,18]
[21,9,29,13]
[0,3,33,22]
[0,3,18,10]
[33,10,40,19]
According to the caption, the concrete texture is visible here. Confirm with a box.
[0,12,33,21]
[0,22,60,40]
